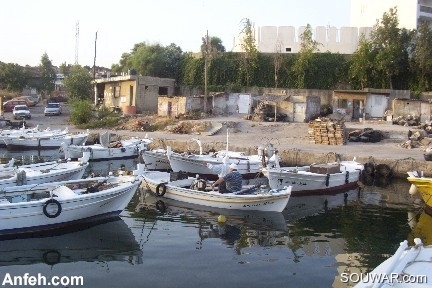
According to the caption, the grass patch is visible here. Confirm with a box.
[76,116,120,129]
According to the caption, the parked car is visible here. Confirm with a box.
[48,96,68,103]
[3,100,28,112]
[15,96,39,106]
[12,105,31,120]
[44,103,62,116]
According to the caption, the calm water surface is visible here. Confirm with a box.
[0,151,427,288]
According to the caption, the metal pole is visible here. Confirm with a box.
[204,30,209,114]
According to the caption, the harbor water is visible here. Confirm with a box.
[0,150,426,288]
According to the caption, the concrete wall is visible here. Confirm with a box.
[392,98,432,122]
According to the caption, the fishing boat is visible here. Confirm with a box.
[354,238,431,287]
[4,130,89,150]
[0,125,69,147]
[261,156,364,196]
[407,171,432,214]
[141,148,171,170]
[137,164,291,212]
[0,153,90,188]
[166,136,278,180]
[62,131,151,161]
[0,174,142,236]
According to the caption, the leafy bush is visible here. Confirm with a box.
[70,100,93,125]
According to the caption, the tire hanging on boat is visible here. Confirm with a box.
[155,200,167,212]
[155,183,167,197]
[42,199,62,218]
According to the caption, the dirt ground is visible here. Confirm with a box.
[30,104,431,177]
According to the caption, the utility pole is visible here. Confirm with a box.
[93,31,98,105]
[75,21,79,64]
[204,30,209,114]
[93,31,97,80]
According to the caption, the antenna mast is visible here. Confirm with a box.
[75,21,79,64]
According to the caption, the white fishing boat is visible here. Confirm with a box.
[0,174,142,236]
[0,125,69,147]
[62,131,152,161]
[166,136,277,180]
[141,148,171,170]
[4,130,89,150]
[0,153,90,188]
[261,156,364,196]
[354,238,431,287]
[137,165,291,212]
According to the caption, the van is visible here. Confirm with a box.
[3,100,28,112]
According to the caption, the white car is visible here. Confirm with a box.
[12,105,31,120]
[44,103,62,116]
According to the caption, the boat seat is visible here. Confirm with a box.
[52,185,76,199]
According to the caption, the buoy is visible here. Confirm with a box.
[218,215,227,223]
[409,184,418,195]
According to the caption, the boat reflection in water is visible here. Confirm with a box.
[0,149,61,165]
[136,190,289,250]
[407,210,432,245]
[0,217,143,267]
[283,188,361,222]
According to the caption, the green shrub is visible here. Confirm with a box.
[70,100,93,125]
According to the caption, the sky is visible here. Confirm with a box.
[0,0,350,68]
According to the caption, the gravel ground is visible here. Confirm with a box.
[16,104,430,177]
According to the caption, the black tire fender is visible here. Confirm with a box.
[43,199,62,218]
[155,183,167,197]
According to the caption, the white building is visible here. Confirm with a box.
[233,0,432,55]
[350,0,432,30]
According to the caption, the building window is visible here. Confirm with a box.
[159,87,168,95]
[285,47,291,52]
[338,99,348,108]
[113,86,120,98]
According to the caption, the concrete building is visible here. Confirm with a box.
[94,75,175,115]
[232,25,373,55]
[233,0,432,55]
[350,0,432,30]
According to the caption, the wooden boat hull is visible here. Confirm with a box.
[0,160,89,188]
[168,152,263,180]
[262,162,363,196]
[407,175,432,209]
[354,239,432,288]
[64,139,150,161]
[0,177,141,236]
[4,134,88,150]
[141,171,291,212]
[141,149,171,170]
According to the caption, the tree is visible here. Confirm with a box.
[370,7,405,89]
[349,35,375,89]
[39,53,56,97]
[0,63,29,91]
[202,33,225,113]
[63,65,93,101]
[413,22,432,91]
[292,24,321,88]
[200,36,225,54]
[273,40,283,88]
[239,18,259,86]
[59,62,72,76]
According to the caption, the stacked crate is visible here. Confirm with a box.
[307,118,346,145]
